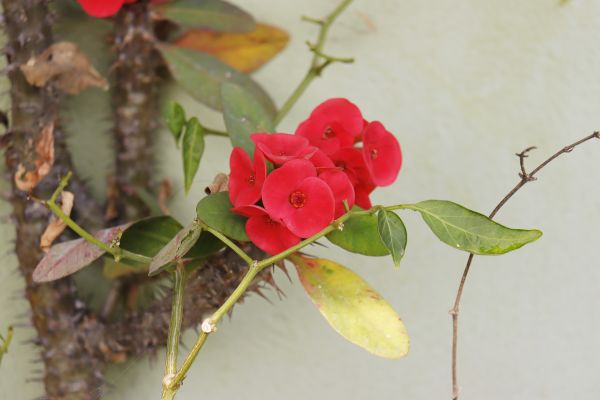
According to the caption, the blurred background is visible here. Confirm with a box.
[1,0,599,399]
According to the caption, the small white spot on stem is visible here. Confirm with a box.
[201,318,217,333]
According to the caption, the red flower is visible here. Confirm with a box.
[330,147,373,189]
[362,121,402,186]
[262,159,335,237]
[295,98,364,155]
[77,0,126,17]
[354,183,375,210]
[308,149,335,170]
[232,205,300,255]
[250,133,316,165]
[318,170,355,218]
[228,148,266,208]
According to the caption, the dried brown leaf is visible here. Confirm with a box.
[40,191,75,252]
[205,173,228,195]
[20,42,108,94]
[14,122,55,191]
[158,178,172,215]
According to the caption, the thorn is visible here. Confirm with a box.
[253,287,273,305]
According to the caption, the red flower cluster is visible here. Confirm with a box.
[77,0,168,18]
[228,98,402,255]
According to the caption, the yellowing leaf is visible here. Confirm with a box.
[14,122,55,192]
[174,23,289,73]
[290,254,409,359]
[103,258,142,280]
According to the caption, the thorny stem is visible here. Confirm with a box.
[273,0,354,126]
[449,131,600,400]
[166,207,368,394]
[161,263,188,400]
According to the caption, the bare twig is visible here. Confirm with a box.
[273,0,354,126]
[450,131,600,399]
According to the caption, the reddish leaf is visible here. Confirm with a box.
[33,224,130,283]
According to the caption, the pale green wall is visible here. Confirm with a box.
[1,0,600,399]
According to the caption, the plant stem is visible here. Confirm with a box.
[167,263,262,390]
[203,127,229,137]
[161,263,188,400]
[45,174,151,265]
[201,225,254,265]
[449,131,599,399]
[0,326,14,365]
[273,0,354,126]
[165,207,369,393]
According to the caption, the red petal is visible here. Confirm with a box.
[228,148,265,207]
[77,0,125,17]
[319,170,355,218]
[250,133,313,165]
[295,98,363,155]
[246,213,300,255]
[262,159,316,221]
[231,204,265,218]
[330,147,374,189]
[354,184,374,209]
[362,121,402,186]
[308,149,335,171]
[283,177,335,238]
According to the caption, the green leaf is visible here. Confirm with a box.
[181,117,205,194]
[165,101,186,144]
[158,44,276,115]
[221,82,274,156]
[120,216,183,258]
[403,200,543,255]
[327,210,390,256]
[377,210,407,267]
[196,192,248,241]
[185,231,225,259]
[148,221,203,276]
[154,0,255,33]
[290,255,409,359]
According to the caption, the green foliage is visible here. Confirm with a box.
[181,117,205,194]
[402,200,542,255]
[221,82,274,156]
[165,101,186,145]
[148,222,203,276]
[158,45,276,115]
[154,0,255,32]
[291,255,409,359]
[120,216,183,259]
[196,192,248,241]
[327,210,390,256]
[377,210,407,267]
[116,216,224,276]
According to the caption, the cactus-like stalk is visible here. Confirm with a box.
[80,245,272,361]
[2,0,104,398]
[111,0,159,221]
